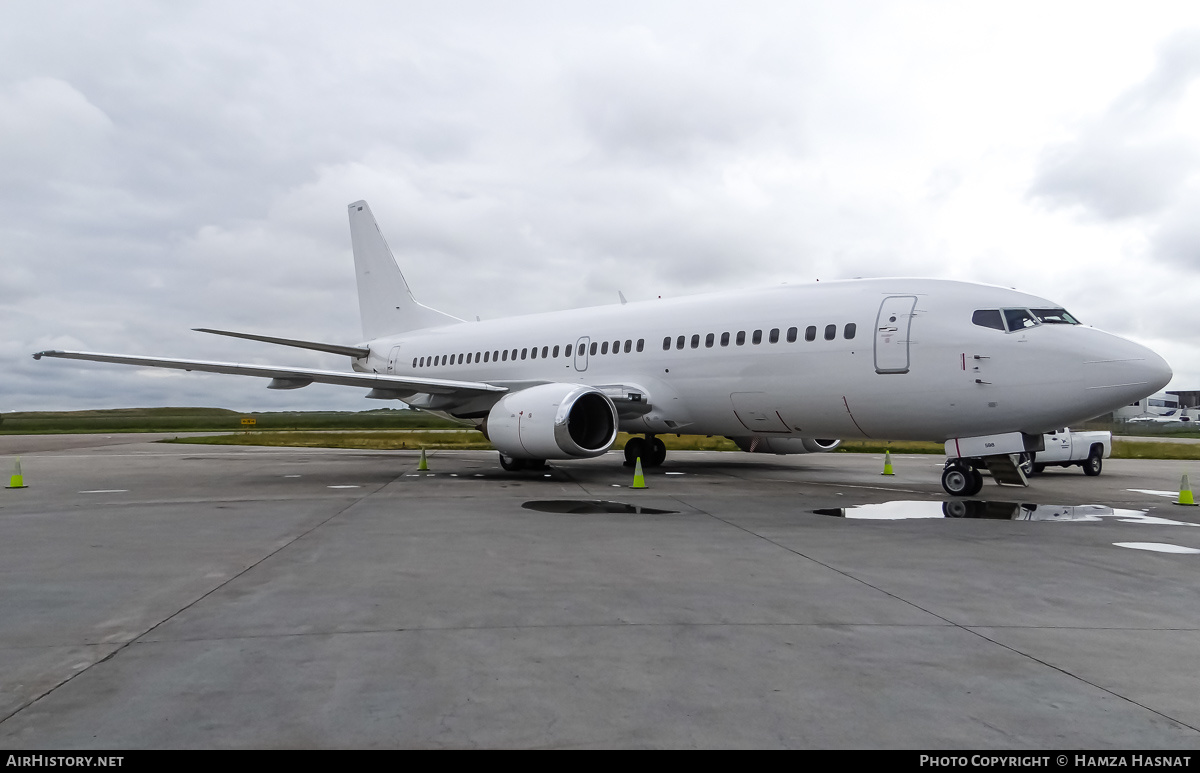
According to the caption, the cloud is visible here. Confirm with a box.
[1029,29,1200,220]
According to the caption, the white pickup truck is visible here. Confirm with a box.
[1020,428,1112,477]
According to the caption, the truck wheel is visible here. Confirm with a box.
[1083,447,1103,476]
[1032,463,1046,474]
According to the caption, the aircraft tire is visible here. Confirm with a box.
[624,437,647,467]
[645,436,667,468]
[499,453,526,472]
[942,463,983,497]
[1083,448,1103,476]
[1018,452,1035,477]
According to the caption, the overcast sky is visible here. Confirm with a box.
[3,1,1199,413]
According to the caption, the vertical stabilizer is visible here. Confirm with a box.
[348,200,462,339]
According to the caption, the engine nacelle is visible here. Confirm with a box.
[484,383,619,460]
[729,436,841,454]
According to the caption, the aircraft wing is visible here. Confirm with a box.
[32,350,507,397]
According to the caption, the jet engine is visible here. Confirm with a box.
[484,383,619,460]
[729,437,841,454]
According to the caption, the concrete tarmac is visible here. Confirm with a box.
[2,434,1199,749]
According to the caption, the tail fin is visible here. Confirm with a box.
[348,200,462,339]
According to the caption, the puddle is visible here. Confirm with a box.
[814,500,1200,526]
[523,500,679,515]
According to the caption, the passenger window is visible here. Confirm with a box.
[530,347,537,360]
[502,351,509,361]
[663,336,671,351]
[590,342,598,355]
[483,352,489,363]
[521,348,527,360]
[752,330,762,345]
[676,335,685,350]
[690,334,700,349]
[466,353,472,364]
[459,353,464,364]
[844,323,856,339]
[412,358,417,368]
[511,349,518,361]
[601,341,609,355]
[705,333,714,348]
[552,345,559,358]
[736,331,746,345]
[769,328,779,344]
[1003,308,1038,331]
[787,327,797,343]
[972,310,1005,331]
[721,332,730,346]
[565,344,572,357]
[805,326,816,342]
[636,339,644,352]
[541,346,549,358]
[824,324,835,340]
[624,340,632,353]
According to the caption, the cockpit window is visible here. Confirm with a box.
[972,309,1005,331]
[1031,308,1080,325]
[1003,308,1038,331]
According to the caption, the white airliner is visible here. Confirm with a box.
[35,200,1173,496]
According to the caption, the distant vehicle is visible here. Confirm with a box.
[1021,427,1111,476]
[1127,411,1197,425]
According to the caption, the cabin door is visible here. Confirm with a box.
[874,296,917,374]
[574,336,590,372]
[387,345,403,373]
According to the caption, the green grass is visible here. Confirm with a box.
[1,407,466,434]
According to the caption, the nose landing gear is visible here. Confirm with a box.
[941,460,985,497]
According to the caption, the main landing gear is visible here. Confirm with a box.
[623,435,667,468]
[941,460,985,497]
[498,454,547,472]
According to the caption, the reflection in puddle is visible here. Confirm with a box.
[814,500,1200,526]
[523,500,680,515]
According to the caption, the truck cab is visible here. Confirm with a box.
[1026,427,1111,476]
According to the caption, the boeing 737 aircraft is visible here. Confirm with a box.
[35,200,1173,496]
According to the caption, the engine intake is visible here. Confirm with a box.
[485,383,619,460]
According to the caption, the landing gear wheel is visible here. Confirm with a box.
[499,453,526,472]
[942,463,984,497]
[623,437,647,467]
[1018,452,1035,477]
[1083,448,1103,476]
[645,436,667,468]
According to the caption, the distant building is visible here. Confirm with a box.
[1112,390,1199,422]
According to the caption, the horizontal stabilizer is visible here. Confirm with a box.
[32,350,506,397]
[194,328,370,359]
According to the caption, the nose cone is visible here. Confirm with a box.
[1081,330,1173,409]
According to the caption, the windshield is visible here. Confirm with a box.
[1003,308,1038,331]
[1031,308,1080,325]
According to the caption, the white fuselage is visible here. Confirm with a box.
[354,278,1171,442]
